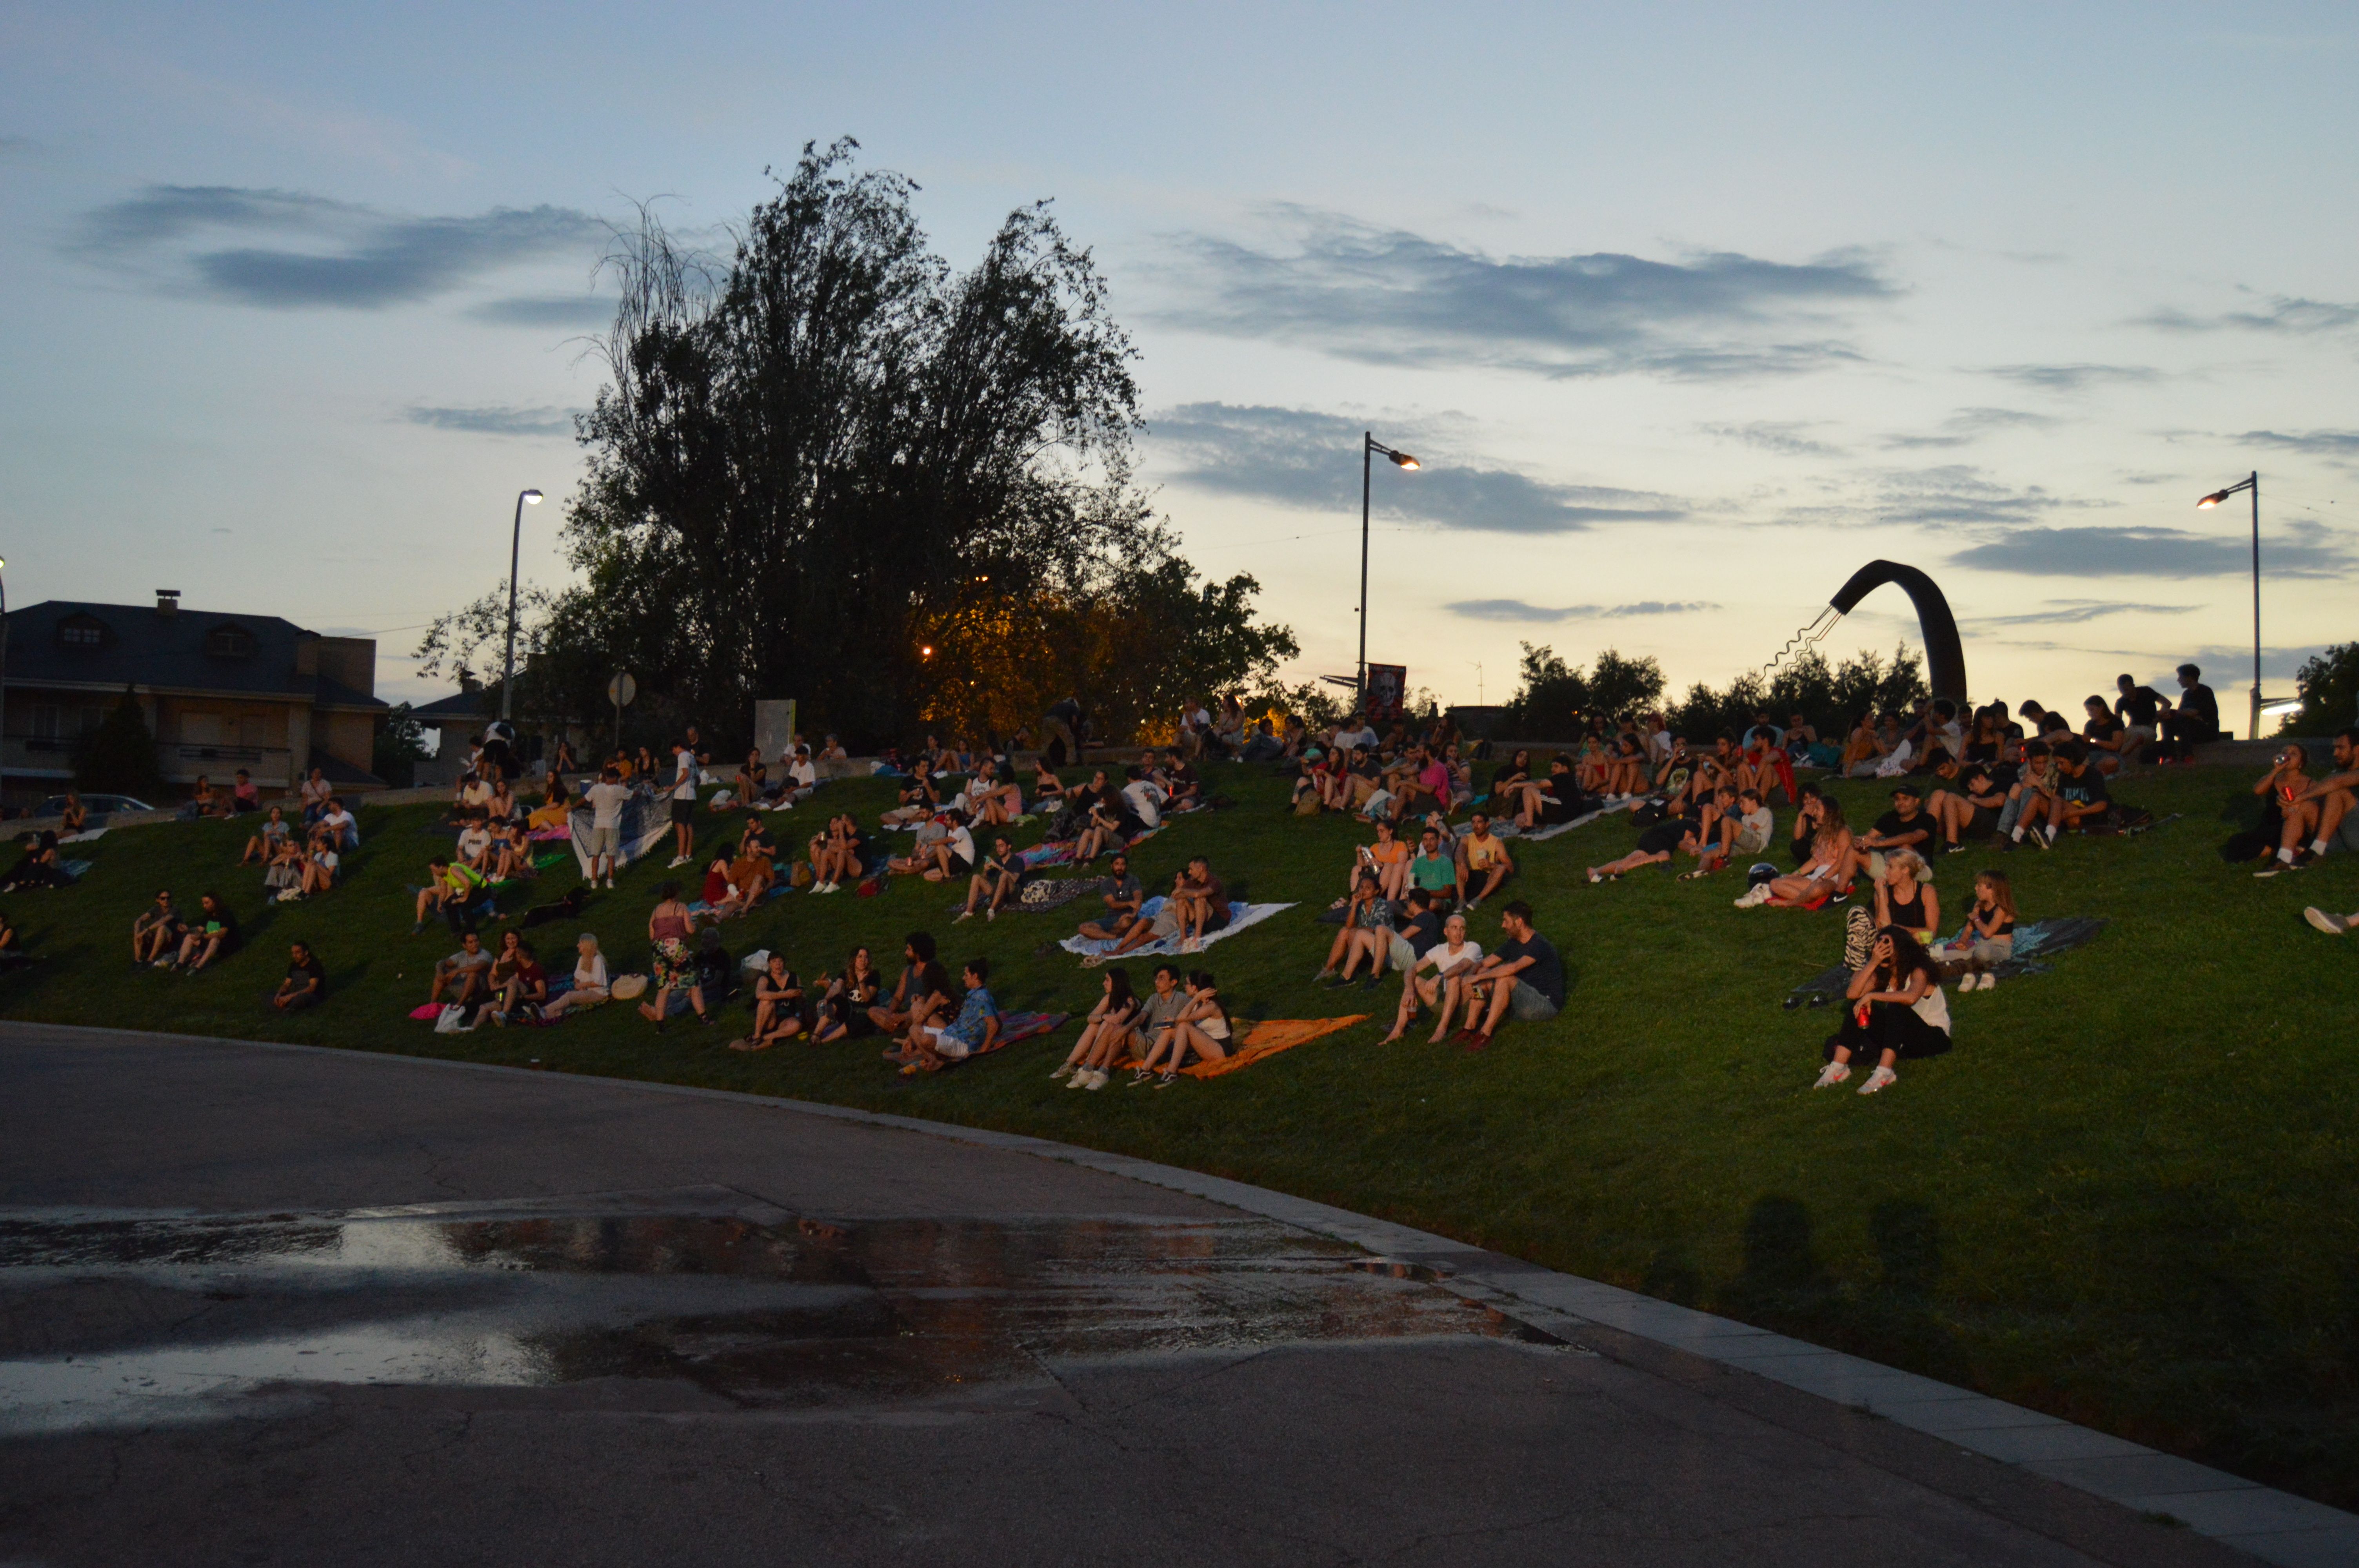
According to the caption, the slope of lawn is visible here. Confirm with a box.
[3,759,2355,1506]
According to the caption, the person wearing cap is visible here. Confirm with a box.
[1859,783,1934,883]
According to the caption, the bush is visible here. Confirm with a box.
[2279,643,2359,738]
[73,686,165,799]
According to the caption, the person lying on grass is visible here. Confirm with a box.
[1588,790,1705,883]
[1073,852,1144,943]
[731,953,807,1051]
[431,931,494,1008]
[241,806,290,866]
[812,946,883,1042]
[1934,870,2015,988]
[413,857,491,935]
[169,893,239,972]
[1448,900,1563,1053]
[1314,867,1394,987]
[955,835,1024,922]
[1456,813,1515,910]
[868,931,947,1039]
[2012,741,2109,848]
[1874,847,1939,942]
[1131,970,1232,1086]
[1816,926,1950,1095]
[133,890,183,965]
[538,933,610,1017]
[1379,907,1483,1045]
[271,941,325,1012]
[1054,966,1141,1085]
[1739,793,1857,909]
[901,958,1000,1074]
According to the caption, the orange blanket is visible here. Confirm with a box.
[1181,1015,1368,1078]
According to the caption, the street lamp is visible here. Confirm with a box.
[500,490,543,724]
[2195,472,2261,739]
[1358,432,1421,714]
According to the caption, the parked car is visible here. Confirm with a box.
[36,793,156,816]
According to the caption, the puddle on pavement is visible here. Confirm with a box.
[0,1211,1555,1434]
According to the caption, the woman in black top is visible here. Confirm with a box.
[1874,849,1939,938]
[1817,926,1950,1094]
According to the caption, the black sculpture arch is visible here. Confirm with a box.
[1827,560,1967,704]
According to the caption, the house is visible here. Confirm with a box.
[0,591,387,806]
[407,677,593,787]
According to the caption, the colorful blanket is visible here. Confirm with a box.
[1183,1015,1368,1078]
[946,876,1105,916]
[1058,899,1294,960]
[1519,797,1637,842]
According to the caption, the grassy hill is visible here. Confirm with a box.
[5,760,2356,1506]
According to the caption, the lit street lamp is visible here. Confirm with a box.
[1358,433,1420,714]
[501,490,543,724]
[2195,472,2261,739]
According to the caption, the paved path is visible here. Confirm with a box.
[0,1022,2326,1568]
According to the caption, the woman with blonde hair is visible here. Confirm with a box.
[1874,847,1939,941]
[540,933,611,1016]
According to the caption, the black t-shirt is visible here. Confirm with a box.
[2117,686,2166,726]
[286,953,325,994]
[2059,766,2111,808]
[1872,809,1930,845]
[1399,909,1445,959]
[2083,712,2123,744]
[2181,683,2220,728]
[1494,933,1564,1009]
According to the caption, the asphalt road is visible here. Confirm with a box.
[0,1023,2251,1568]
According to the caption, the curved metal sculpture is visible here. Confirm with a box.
[1761,559,1968,704]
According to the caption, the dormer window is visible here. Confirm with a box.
[57,614,108,649]
[205,623,255,659]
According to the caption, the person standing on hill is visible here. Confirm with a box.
[665,740,699,869]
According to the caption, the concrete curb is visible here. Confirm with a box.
[7,1018,2354,1566]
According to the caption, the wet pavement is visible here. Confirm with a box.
[0,1023,2249,1567]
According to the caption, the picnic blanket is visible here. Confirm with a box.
[570,793,669,877]
[1058,898,1294,960]
[978,1009,1066,1054]
[1782,915,2112,1003]
[1181,1015,1368,1078]
[58,827,108,844]
[1519,797,1637,842]
[947,875,1105,916]
[1015,840,1080,871]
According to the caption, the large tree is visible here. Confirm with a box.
[423,140,1291,751]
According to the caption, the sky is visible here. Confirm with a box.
[1,2,2354,731]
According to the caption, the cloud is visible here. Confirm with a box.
[1872,465,2099,526]
[1447,599,1716,622]
[2139,296,2359,334]
[72,183,603,310]
[1948,521,2356,579]
[1153,207,1895,379]
[467,294,614,328]
[1148,403,1684,534]
[1881,407,2061,450]
[2241,428,2359,457]
[1981,363,2161,391]
[404,404,580,437]
[1961,599,2200,629]
[0,135,35,155]
[1703,421,1844,457]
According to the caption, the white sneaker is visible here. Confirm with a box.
[1977,972,1997,991]
[1049,1062,1072,1080]
[952,911,973,923]
[1065,1069,1092,1089]
[667,855,689,868]
[1084,1069,1110,1091]
[1813,1062,1850,1089]
[2304,906,2351,935]
[985,908,996,922]
[1857,1065,1897,1095]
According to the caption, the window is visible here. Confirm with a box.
[205,623,255,659]
[57,615,107,648]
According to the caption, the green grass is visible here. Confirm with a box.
[6,763,2357,1506]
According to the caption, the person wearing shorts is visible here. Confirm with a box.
[582,767,629,888]
[909,959,1000,1071]
[1451,900,1563,1052]
[666,742,699,867]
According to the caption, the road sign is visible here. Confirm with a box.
[607,673,637,708]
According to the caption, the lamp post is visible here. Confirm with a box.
[1358,433,1420,714]
[500,490,543,724]
[2195,472,2260,739]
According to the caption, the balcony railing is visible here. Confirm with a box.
[158,743,295,787]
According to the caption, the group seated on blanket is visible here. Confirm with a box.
[4,830,76,892]
[886,808,977,882]
[2243,731,2359,877]
[805,812,870,894]
[954,833,1027,921]
[1814,926,1952,1095]
[1053,963,1231,1089]
[878,950,1001,1074]
[1086,856,1229,960]
[1072,852,1145,943]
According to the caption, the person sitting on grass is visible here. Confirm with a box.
[729,817,777,904]
[528,775,572,833]
[813,946,883,1042]
[1134,970,1232,1085]
[133,890,184,965]
[2259,729,2359,873]
[3,831,71,891]
[539,933,611,1017]
[164,892,238,972]
[698,857,747,920]
[1740,793,1857,908]
[454,813,495,875]
[1054,967,1141,1085]
[1072,790,1137,864]
[903,958,1000,1074]
[413,856,491,935]
[805,813,861,894]
[1449,901,1563,1053]
[956,835,1025,923]
[1160,749,1203,810]
[2079,695,2131,773]
[1314,867,1395,988]
[57,790,90,836]
[431,931,494,1008]
[2014,742,2109,848]
[731,953,808,1051]
[1380,906,1483,1044]
[1936,870,2016,989]
[868,932,947,1040]
[1676,786,1774,879]
[1087,858,1229,962]
[1859,784,1934,874]
[1074,852,1145,944]
[271,941,326,1012]
[1456,813,1515,910]
[1927,761,2008,854]
[1814,926,1950,1094]
[1874,847,1939,941]
[879,760,943,828]
[2155,662,2219,761]
[482,938,548,1026]
[1408,825,1458,909]
[242,806,290,866]
[0,909,26,967]
[1356,817,1412,901]
[485,821,536,884]
[1030,755,1067,808]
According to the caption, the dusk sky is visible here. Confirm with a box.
[2,2,2353,724]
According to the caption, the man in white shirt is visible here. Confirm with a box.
[1120,769,1165,830]
[1335,717,1380,753]
[583,766,631,889]
[667,741,699,867]
[454,818,494,871]
[318,798,358,852]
